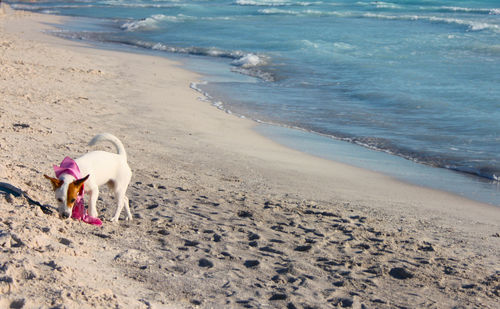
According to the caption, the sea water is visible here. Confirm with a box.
[10,0,500,204]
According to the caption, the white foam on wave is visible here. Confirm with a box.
[189,81,213,103]
[236,0,291,6]
[301,40,356,55]
[231,53,266,68]
[490,9,500,15]
[121,14,193,31]
[235,0,318,6]
[258,8,299,15]
[145,41,247,60]
[333,42,355,50]
[190,82,239,116]
[121,14,166,31]
[356,2,500,16]
[362,13,500,32]
[356,1,401,9]
[230,54,274,81]
[427,16,499,32]
[103,0,182,8]
[258,8,348,17]
[370,1,401,9]
[439,6,500,15]
[227,52,275,79]
[143,41,273,81]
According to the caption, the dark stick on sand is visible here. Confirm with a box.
[0,182,53,214]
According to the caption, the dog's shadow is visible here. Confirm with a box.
[0,182,54,214]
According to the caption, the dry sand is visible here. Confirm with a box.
[0,5,499,308]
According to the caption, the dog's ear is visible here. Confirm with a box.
[73,174,89,189]
[44,174,63,191]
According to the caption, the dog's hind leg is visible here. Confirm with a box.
[123,196,132,221]
[110,190,127,222]
[110,167,132,222]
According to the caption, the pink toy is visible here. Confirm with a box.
[53,157,102,226]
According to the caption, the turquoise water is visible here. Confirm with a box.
[10,0,500,200]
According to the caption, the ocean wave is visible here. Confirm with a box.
[231,53,268,68]
[121,15,167,31]
[133,41,275,81]
[256,5,500,26]
[354,2,500,16]
[113,4,181,8]
[355,1,401,9]
[362,13,500,32]
[435,6,500,15]
[258,8,348,17]
[235,0,292,6]
[235,0,319,6]
[101,0,182,8]
[120,14,196,32]
[53,28,263,70]
[120,14,235,32]
[373,2,401,9]
[301,39,356,56]
[367,2,402,9]
[148,42,243,59]
[50,27,277,81]
[258,8,299,15]
[231,67,275,82]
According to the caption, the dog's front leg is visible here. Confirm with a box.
[87,187,99,218]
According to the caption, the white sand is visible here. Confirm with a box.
[1,5,499,308]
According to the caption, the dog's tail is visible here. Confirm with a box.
[89,133,127,159]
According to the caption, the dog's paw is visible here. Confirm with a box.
[109,216,119,222]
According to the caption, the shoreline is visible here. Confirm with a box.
[1,5,499,308]
[254,123,500,207]
[9,3,500,205]
[179,45,500,207]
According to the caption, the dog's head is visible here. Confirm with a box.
[43,174,89,219]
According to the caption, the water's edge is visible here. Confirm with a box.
[253,124,500,207]
[41,14,500,207]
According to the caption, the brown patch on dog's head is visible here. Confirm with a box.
[44,174,63,191]
[66,175,89,208]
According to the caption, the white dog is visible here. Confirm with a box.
[44,133,132,222]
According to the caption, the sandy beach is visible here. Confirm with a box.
[1,5,499,308]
